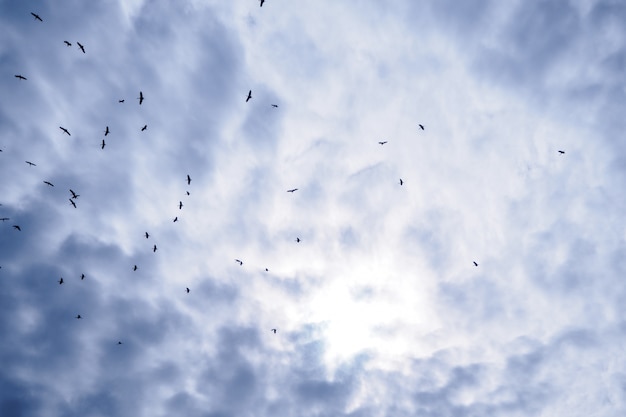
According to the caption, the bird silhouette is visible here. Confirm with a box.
[246,90,252,102]
[235,259,243,266]
[187,175,191,185]
[265,268,269,272]
[104,126,109,136]
[59,126,71,136]
[558,150,565,154]
[418,124,424,130]
[117,341,123,345]
[179,201,183,209]
[31,12,43,21]
[141,125,147,131]
[69,199,77,208]
[101,139,105,149]
[133,265,137,271]
[58,277,64,284]
[14,75,27,80]
[399,179,403,185]
[63,41,71,46]
[145,232,149,239]
[473,261,478,266]
[25,161,36,166]
[138,91,144,105]
[173,217,178,222]
[153,245,157,252]
[119,99,124,103]
[13,225,21,231]
[77,42,85,53]
[75,315,82,319]
[69,189,79,199]
[296,237,301,243]
[271,329,277,333]
[0,218,9,222]
[81,274,85,280]
[43,181,54,187]
[378,141,387,145]
[186,191,190,195]
[271,104,278,107]
[260,0,265,6]
[287,188,298,193]
[186,287,190,293]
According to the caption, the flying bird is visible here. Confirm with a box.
[145,232,149,239]
[43,181,54,187]
[141,125,147,131]
[378,141,387,145]
[13,225,21,231]
[558,150,565,154]
[31,12,43,21]
[81,274,85,280]
[287,188,298,193]
[59,126,71,136]
[296,237,301,243]
[399,179,403,186]
[119,99,124,103]
[0,218,9,222]
[265,268,269,272]
[271,104,278,108]
[58,277,64,285]
[187,175,191,185]
[14,75,27,80]
[418,124,424,130]
[186,287,190,293]
[101,139,105,149]
[271,329,277,334]
[246,90,252,102]
[64,41,71,47]
[235,259,243,266]
[260,0,265,6]
[104,126,109,136]
[173,217,178,222]
[137,91,144,105]
[77,42,85,53]
[133,265,137,271]
[75,315,82,319]
[25,161,36,166]
[179,201,183,209]
[69,189,79,199]
[117,341,123,345]
[153,245,157,252]
[69,199,77,208]
[186,191,190,195]
[473,261,478,267]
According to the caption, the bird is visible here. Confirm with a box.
[558,150,565,154]
[141,125,147,131]
[246,90,252,102]
[145,232,149,239]
[63,41,71,47]
[119,99,124,103]
[13,225,21,231]
[378,141,387,145]
[186,191,190,195]
[271,329,277,334]
[179,201,183,209]
[138,91,144,105]
[104,126,109,136]
[271,104,278,107]
[287,188,298,193]
[0,218,9,222]
[30,12,43,21]
[296,237,301,243]
[473,261,478,267]
[58,277,64,285]
[75,315,82,319]
[260,0,265,6]
[77,42,85,53]
[117,341,123,345]
[235,259,243,266]
[69,189,79,199]
[399,179,403,186]
[14,75,27,80]
[69,199,77,208]
[133,265,137,271]
[153,245,157,252]
[265,268,269,272]
[59,126,71,136]
[173,217,178,222]
[101,139,105,149]
[43,181,54,187]
[418,124,424,130]
[186,287,190,293]
[81,274,85,280]
[187,175,191,185]
[25,161,36,166]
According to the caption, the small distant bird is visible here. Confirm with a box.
[59,126,71,136]
[31,12,43,21]
[104,126,109,136]
[69,189,79,199]
[265,268,269,272]
[117,341,123,345]
[287,188,298,193]
[119,99,124,103]
[133,265,137,271]
[378,141,387,145]
[235,259,243,266]
[43,181,54,187]
[179,201,183,209]
[473,261,478,267]
[25,161,36,166]
[246,90,252,102]
[69,199,77,208]
[14,75,27,80]
[58,277,64,284]
[296,237,300,243]
[81,274,85,280]
[77,42,85,53]
[173,217,178,222]
[260,0,265,6]
[187,175,191,185]
[271,329,277,334]
[137,91,144,105]
[141,125,147,131]
[399,179,403,186]
[558,150,565,154]
[64,41,71,47]
[145,232,149,239]
[186,287,190,293]
[271,104,278,108]
[186,191,190,195]
[418,124,424,130]
[13,225,21,231]
[75,315,82,319]
[0,218,9,222]
[101,139,105,149]
[153,245,157,252]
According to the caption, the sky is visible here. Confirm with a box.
[1,0,626,416]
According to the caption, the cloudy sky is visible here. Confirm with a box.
[1,0,626,416]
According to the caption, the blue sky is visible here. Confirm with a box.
[1,0,626,416]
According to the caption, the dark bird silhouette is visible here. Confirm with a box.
[378,141,387,145]
[473,261,478,267]
[153,244,157,252]
[25,161,36,166]
[287,188,298,193]
[101,139,105,149]
[418,124,424,130]
[187,175,191,185]
[558,150,565,154]
[69,199,77,208]
[138,91,144,105]
[271,104,278,107]
[119,99,124,103]
[31,12,43,21]
[271,329,277,333]
[58,277,64,285]
[186,191,190,195]
[0,218,9,222]
[13,225,21,231]
[265,268,269,272]
[145,232,149,239]
[179,201,183,209]
[59,126,71,136]
[399,178,403,186]
[133,265,137,271]
[246,90,252,102]
[296,237,301,243]
[141,125,147,131]
[75,315,82,319]
[173,217,178,222]
[43,181,54,187]
[64,41,71,47]
[104,126,110,136]
[77,42,85,53]
[186,287,190,293]
[260,0,265,6]
[235,259,243,266]
[117,341,123,345]
[14,75,27,80]
[81,274,85,280]
[69,189,79,199]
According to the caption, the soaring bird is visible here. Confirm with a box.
[81,274,85,280]
[271,104,278,108]
[31,12,43,21]
[77,42,85,53]
[69,189,79,199]
[59,126,71,136]
[235,259,243,266]
[119,99,124,103]
[141,125,147,131]
[101,139,105,149]
[179,201,183,209]
[265,268,269,272]
[558,150,565,154]
[0,218,9,222]
[117,341,123,345]
[246,90,252,102]
[418,124,424,130]
[473,261,478,267]
[296,237,301,243]
[187,175,191,185]
[186,191,190,195]
[260,0,265,6]
[75,315,82,319]
[13,225,21,231]
[64,41,71,46]
[43,181,54,187]
[399,179,403,186]
[133,265,137,271]
[173,217,178,222]
[186,287,190,293]
[138,91,144,105]
[378,141,387,145]
[153,245,157,252]
[271,329,277,334]
[104,126,109,136]
[287,188,298,193]
[25,161,36,166]
[145,232,149,239]
[14,75,27,80]
[69,199,77,208]
[58,277,64,284]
